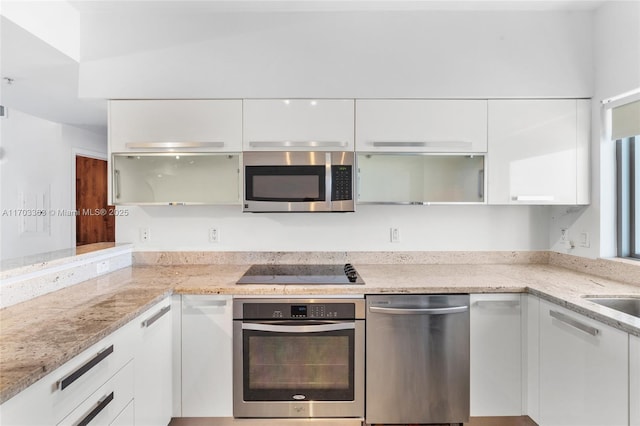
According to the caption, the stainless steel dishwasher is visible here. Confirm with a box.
[365,294,470,425]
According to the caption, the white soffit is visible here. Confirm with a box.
[68,0,608,13]
[1,0,80,61]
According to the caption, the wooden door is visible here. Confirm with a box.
[76,156,115,245]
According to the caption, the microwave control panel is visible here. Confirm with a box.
[331,165,353,201]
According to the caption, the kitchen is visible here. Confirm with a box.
[1,1,639,425]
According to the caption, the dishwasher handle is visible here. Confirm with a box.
[369,305,468,315]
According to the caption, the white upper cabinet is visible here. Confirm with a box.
[109,100,243,152]
[355,100,488,153]
[243,99,355,151]
[487,99,590,205]
[111,153,241,205]
[357,153,485,204]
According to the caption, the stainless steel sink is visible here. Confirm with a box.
[584,296,640,319]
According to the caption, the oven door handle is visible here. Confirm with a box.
[241,322,355,333]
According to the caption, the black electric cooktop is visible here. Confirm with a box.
[236,263,364,285]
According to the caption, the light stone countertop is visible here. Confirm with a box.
[1,261,639,405]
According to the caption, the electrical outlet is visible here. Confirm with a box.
[209,227,219,243]
[560,228,568,242]
[96,260,109,274]
[579,232,590,248]
[140,227,150,242]
[390,227,400,243]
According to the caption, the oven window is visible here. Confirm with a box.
[245,166,325,202]
[243,329,354,401]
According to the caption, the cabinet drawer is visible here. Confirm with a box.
[51,322,135,423]
[57,360,134,426]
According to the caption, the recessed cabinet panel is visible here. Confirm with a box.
[181,295,233,417]
[109,100,243,152]
[470,294,522,416]
[488,99,590,205]
[243,99,355,151]
[112,154,240,205]
[357,154,485,204]
[355,100,488,152]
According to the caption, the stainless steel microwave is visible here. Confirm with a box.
[243,151,355,212]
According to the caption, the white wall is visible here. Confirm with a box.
[0,109,107,261]
[79,10,593,99]
[116,204,550,252]
[548,1,640,259]
[79,7,594,253]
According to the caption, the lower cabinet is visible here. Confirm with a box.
[57,360,134,426]
[538,299,629,426]
[470,294,523,416]
[181,295,233,417]
[134,297,173,426]
[631,334,640,426]
[110,400,135,426]
[0,311,136,425]
[522,294,540,424]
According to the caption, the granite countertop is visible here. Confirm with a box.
[1,262,639,404]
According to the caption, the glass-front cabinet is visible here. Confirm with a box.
[111,153,241,205]
[357,153,485,204]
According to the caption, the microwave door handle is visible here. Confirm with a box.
[325,152,332,208]
[242,322,355,333]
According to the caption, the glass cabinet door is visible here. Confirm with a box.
[112,153,240,205]
[357,154,485,204]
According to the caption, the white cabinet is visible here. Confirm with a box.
[243,99,355,151]
[539,299,628,426]
[109,100,243,153]
[111,153,241,205]
[57,360,134,426]
[357,153,485,204]
[522,294,540,424]
[470,294,522,416]
[631,334,640,426]
[0,374,52,425]
[181,295,233,417]
[487,99,590,205]
[134,297,173,426]
[0,315,136,425]
[109,400,134,426]
[355,100,488,153]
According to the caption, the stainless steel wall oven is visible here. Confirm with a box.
[232,298,365,419]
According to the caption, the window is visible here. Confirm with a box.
[614,99,640,259]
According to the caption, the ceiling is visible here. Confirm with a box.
[1,0,608,135]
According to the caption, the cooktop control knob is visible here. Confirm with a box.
[344,263,358,282]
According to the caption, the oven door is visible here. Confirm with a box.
[233,320,364,418]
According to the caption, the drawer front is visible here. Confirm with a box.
[56,360,134,426]
[51,323,135,423]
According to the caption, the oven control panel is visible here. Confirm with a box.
[240,302,357,320]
